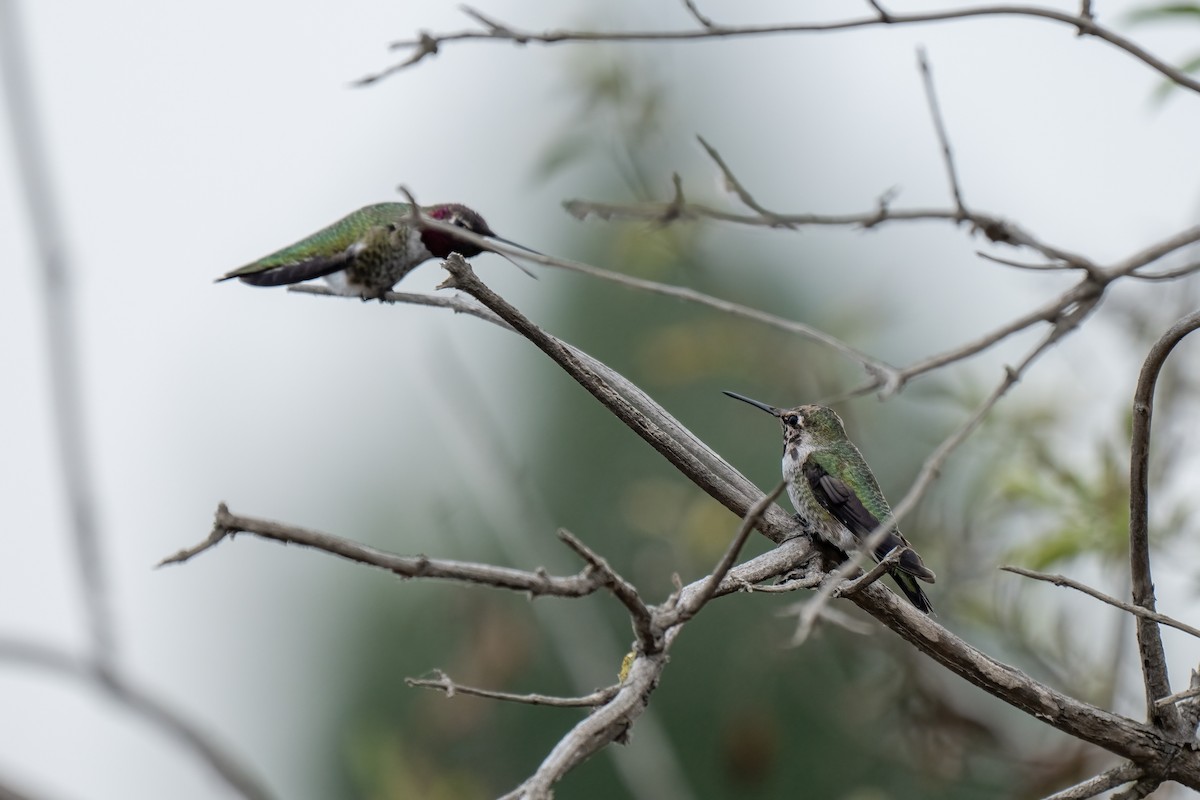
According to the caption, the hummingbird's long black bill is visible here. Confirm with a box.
[722,390,782,417]
[485,235,544,280]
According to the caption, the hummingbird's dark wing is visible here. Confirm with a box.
[216,250,357,286]
[803,460,935,613]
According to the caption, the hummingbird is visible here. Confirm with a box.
[724,391,936,613]
[217,202,538,299]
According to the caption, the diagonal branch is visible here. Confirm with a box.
[436,253,802,542]
[1129,310,1200,733]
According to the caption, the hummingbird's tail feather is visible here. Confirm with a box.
[217,254,353,287]
[874,536,936,584]
[889,569,934,614]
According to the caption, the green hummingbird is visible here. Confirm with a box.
[724,391,936,613]
[217,202,538,299]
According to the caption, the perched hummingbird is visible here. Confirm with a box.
[217,202,537,299]
[724,391,936,613]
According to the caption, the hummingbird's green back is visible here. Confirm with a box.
[227,202,411,275]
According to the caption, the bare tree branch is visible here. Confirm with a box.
[1001,565,1200,640]
[359,5,1200,95]
[161,504,606,598]
[1129,310,1200,733]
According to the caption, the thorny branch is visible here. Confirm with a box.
[358,4,1200,97]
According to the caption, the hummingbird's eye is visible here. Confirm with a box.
[783,414,800,427]
[451,215,468,229]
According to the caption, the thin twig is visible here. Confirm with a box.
[837,545,908,598]
[1155,685,1200,709]
[360,6,1200,95]
[407,669,619,707]
[665,480,787,625]
[975,251,1072,271]
[696,135,795,226]
[288,283,511,328]
[557,529,657,652]
[1042,762,1140,800]
[680,0,715,29]
[916,47,967,218]
[1129,310,1200,733]
[1001,565,1200,640]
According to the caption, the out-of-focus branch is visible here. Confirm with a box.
[0,638,273,800]
[1129,310,1200,733]
[358,5,1200,96]
[0,0,113,668]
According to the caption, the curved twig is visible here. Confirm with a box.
[1129,310,1200,733]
